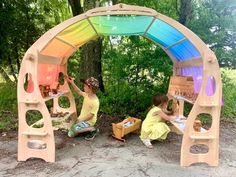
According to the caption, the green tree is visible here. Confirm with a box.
[121,0,179,19]
[100,35,172,117]
[178,0,193,24]
[187,0,236,68]
[0,0,70,83]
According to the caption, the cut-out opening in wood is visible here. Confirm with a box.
[190,144,209,154]
[27,140,47,149]
[167,99,179,115]
[58,96,70,108]
[194,113,212,131]
[183,101,193,117]
[24,73,34,93]
[167,99,173,112]
[58,72,65,85]
[26,110,43,127]
[205,76,216,96]
[45,99,53,112]
[45,99,54,119]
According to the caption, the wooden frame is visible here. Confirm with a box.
[17,4,222,166]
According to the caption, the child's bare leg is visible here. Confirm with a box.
[140,132,153,148]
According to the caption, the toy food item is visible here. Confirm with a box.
[51,113,58,117]
[172,99,179,115]
[50,107,54,114]
[193,120,202,132]
[50,82,59,94]
[39,85,50,97]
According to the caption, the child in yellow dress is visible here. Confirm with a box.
[140,94,175,148]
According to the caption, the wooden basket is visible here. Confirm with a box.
[112,117,142,142]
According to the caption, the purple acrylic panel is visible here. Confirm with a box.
[181,66,218,96]
[180,66,203,94]
[205,76,216,96]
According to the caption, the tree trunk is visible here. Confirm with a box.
[16,49,21,73]
[80,38,103,88]
[178,0,192,25]
[69,0,105,92]
[68,0,83,16]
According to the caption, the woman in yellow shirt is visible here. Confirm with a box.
[140,94,175,148]
[66,76,100,140]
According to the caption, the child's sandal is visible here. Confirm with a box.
[142,139,153,149]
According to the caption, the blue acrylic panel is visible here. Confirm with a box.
[168,40,201,61]
[146,19,185,47]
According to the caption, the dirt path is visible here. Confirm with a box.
[0,120,236,177]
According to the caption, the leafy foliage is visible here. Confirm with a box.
[0,83,17,131]
[187,0,236,68]
[0,83,17,112]
[221,69,236,119]
[100,36,172,118]
[0,0,71,82]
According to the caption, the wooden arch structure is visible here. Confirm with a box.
[17,4,222,166]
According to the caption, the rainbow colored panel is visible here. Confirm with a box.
[57,19,97,46]
[54,15,201,62]
[42,14,205,94]
[90,16,153,36]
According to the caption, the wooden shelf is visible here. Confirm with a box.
[170,121,185,134]
[43,90,69,102]
[21,100,40,104]
[170,117,208,135]
[22,131,47,136]
[199,103,218,107]
[30,111,75,130]
[190,135,215,140]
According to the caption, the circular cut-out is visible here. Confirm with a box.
[24,73,34,93]
[58,96,70,108]
[27,140,47,149]
[190,144,209,154]
[59,72,65,85]
[194,113,212,132]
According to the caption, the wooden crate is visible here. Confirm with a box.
[112,117,142,142]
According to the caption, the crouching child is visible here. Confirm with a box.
[65,76,100,141]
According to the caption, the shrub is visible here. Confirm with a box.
[0,83,17,113]
[221,69,236,119]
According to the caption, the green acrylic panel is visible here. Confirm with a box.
[89,16,153,36]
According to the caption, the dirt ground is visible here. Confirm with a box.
[0,118,236,177]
